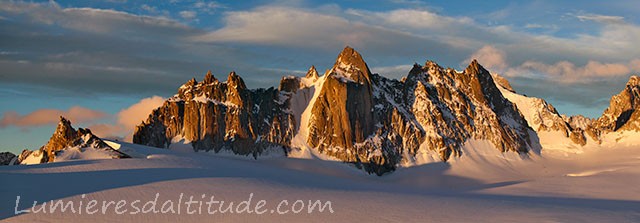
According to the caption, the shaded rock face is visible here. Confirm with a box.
[133,71,295,157]
[0,152,17,165]
[18,117,128,164]
[594,75,640,133]
[134,47,538,175]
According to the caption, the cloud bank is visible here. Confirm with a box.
[0,106,107,128]
[0,96,164,142]
[2,0,640,117]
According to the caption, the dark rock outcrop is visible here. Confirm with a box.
[0,152,17,165]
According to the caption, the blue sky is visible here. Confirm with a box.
[1,0,640,154]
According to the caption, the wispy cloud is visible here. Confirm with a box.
[0,106,107,128]
[179,10,197,20]
[575,13,625,24]
[0,95,165,141]
[467,45,640,84]
[192,1,224,14]
[508,59,640,83]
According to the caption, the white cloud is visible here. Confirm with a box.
[575,13,625,24]
[347,9,474,30]
[3,1,640,115]
[0,1,194,37]
[506,60,640,84]
[193,1,224,14]
[140,4,157,13]
[467,45,640,84]
[179,10,197,20]
[191,6,438,51]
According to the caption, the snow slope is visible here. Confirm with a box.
[2,140,640,222]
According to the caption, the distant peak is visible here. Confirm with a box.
[59,116,70,125]
[492,74,515,93]
[226,71,238,83]
[305,65,319,79]
[470,59,479,66]
[55,116,74,134]
[425,60,441,69]
[203,70,217,83]
[186,78,197,86]
[226,71,246,89]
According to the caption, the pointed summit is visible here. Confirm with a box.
[44,116,79,161]
[465,59,485,74]
[42,117,121,162]
[203,70,217,83]
[53,116,76,145]
[186,78,197,86]
[330,46,372,84]
[227,71,246,89]
[305,65,319,80]
[627,75,640,87]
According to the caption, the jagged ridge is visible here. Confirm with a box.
[134,47,539,175]
[18,117,129,164]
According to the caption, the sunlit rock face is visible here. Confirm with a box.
[133,47,543,175]
[18,117,128,164]
[133,70,295,157]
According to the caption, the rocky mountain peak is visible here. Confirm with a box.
[305,65,319,80]
[408,63,423,76]
[330,46,372,84]
[464,59,485,75]
[186,78,197,86]
[227,71,246,89]
[425,60,440,69]
[595,75,640,131]
[45,116,78,156]
[21,116,129,164]
[57,116,75,134]
[203,70,218,84]
[627,75,640,87]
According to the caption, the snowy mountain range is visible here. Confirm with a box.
[10,47,640,175]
